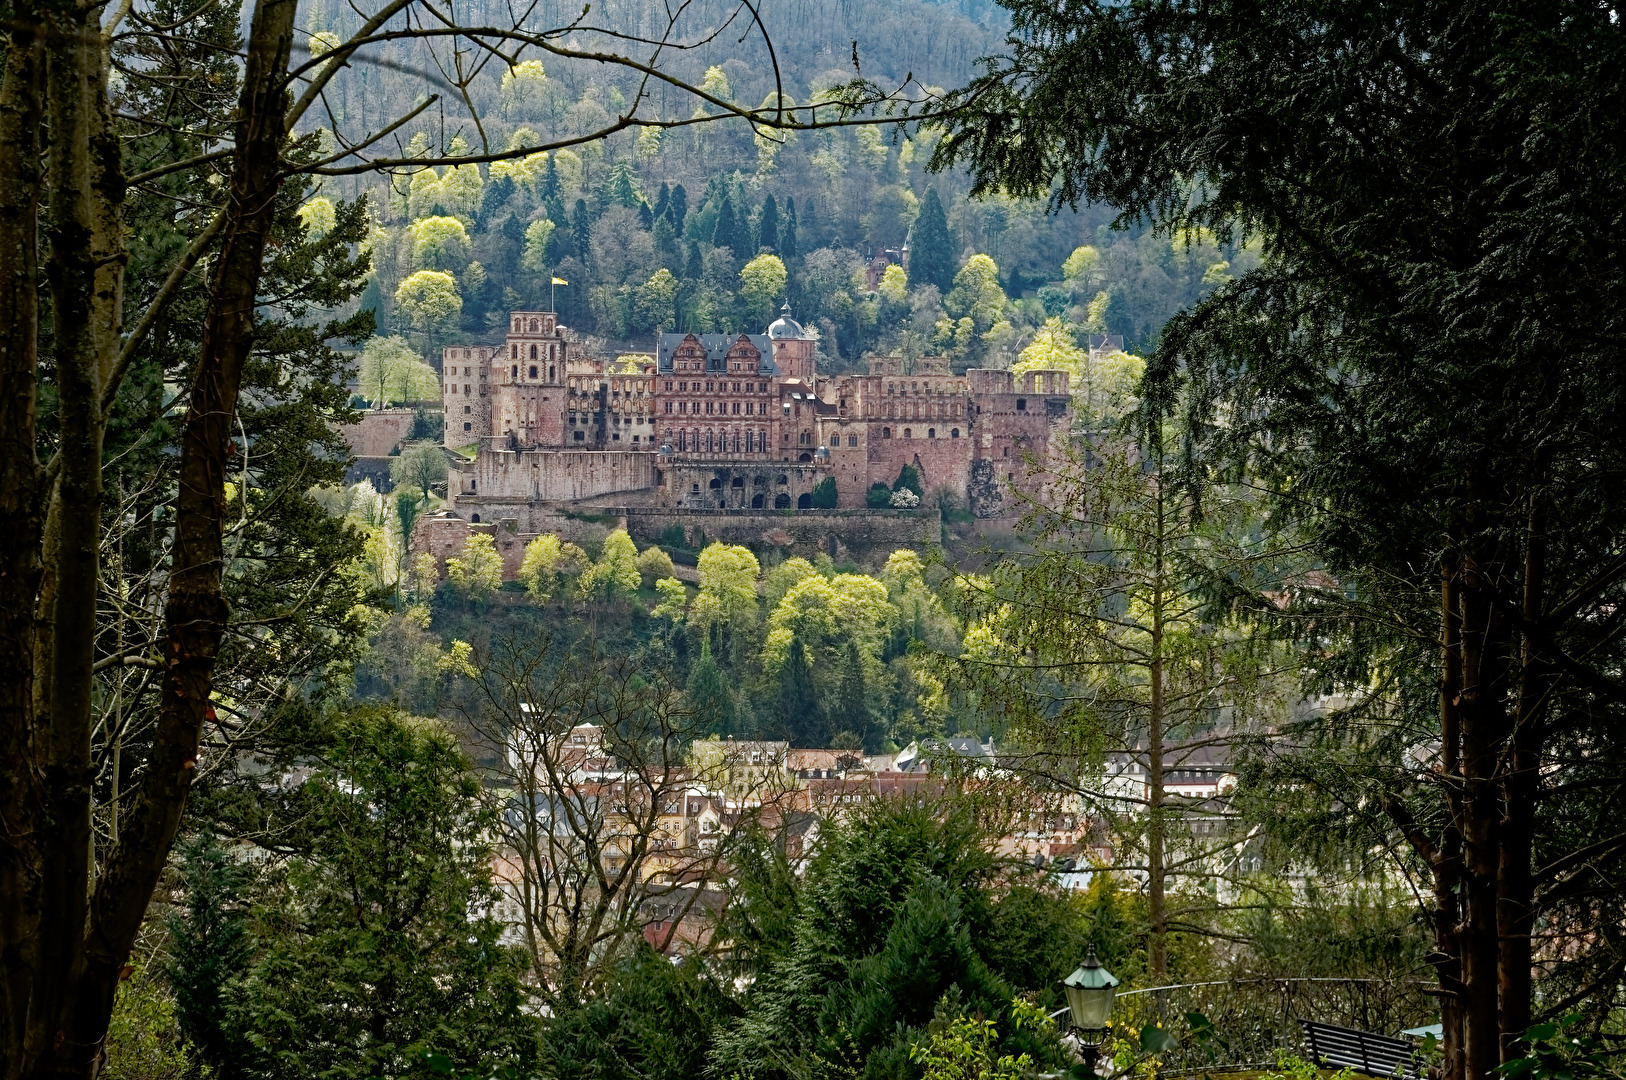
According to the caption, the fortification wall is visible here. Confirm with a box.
[340,408,416,457]
[453,448,657,502]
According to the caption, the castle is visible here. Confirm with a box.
[435,308,1071,538]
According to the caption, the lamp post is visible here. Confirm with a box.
[1061,948,1119,1076]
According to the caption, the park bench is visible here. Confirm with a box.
[1299,1019,1426,1079]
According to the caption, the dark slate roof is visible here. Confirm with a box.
[656,332,776,375]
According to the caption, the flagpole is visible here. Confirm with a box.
[550,273,555,314]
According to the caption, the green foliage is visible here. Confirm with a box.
[408,216,472,271]
[223,708,537,1080]
[103,969,193,1080]
[776,636,825,747]
[810,475,838,509]
[578,528,642,601]
[166,832,252,1075]
[390,443,447,499]
[867,483,894,508]
[893,464,922,497]
[446,533,503,598]
[544,947,743,1080]
[1498,1016,1626,1080]
[357,334,438,405]
[686,640,738,736]
[910,188,957,295]
[635,544,675,587]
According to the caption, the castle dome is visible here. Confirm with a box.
[767,302,804,340]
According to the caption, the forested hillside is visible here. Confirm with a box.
[300,0,1251,369]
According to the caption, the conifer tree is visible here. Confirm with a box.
[653,181,671,221]
[166,833,253,1077]
[684,240,704,282]
[759,195,780,256]
[832,641,874,752]
[540,154,561,208]
[669,183,689,235]
[713,195,751,262]
[910,188,957,294]
[686,640,737,737]
[572,198,592,270]
[778,638,825,748]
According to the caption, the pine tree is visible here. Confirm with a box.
[685,640,737,737]
[653,181,671,222]
[540,154,561,206]
[713,195,749,261]
[910,187,957,294]
[358,277,386,335]
[669,183,688,235]
[653,216,678,264]
[166,832,253,1077]
[778,637,825,748]
[782,197,799,263]
[684,240,703,281]
[831,641,874,752]
[758,195,780,256]
[797,197,820,252]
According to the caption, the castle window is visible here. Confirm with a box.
[511,345,517,359]
[574,431,585,441]
[464,405,471,414]
[464,421,472,431]
[1016,398,1027,411]
[903,428,912,439]
[706,381,714,391]
[665,402,673,413]
[848,435,858,446]
[951,428,960,438]
[882,427,891,439]
[511,365,518,378]
[529,319,539,332]
[530,344,538,360]
[732,402,740,414]
[549,365,555,380]
[530,366,538,379]
[928,428,936,438]
[706,402,713,414]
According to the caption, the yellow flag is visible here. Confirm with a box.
[551,276,568,285]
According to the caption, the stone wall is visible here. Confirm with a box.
[452,447,657,502]
[340,408,416,457]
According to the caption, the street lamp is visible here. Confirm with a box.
[1061,948,1119,1075]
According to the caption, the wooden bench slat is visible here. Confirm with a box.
[1299,1019,1424,1079]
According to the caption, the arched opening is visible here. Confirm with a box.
[774,493,791,508]
[776,474,789,485]
[903,428,912,439]
[530,344,538,359]
[751,494,764,508]
[881,427,892,439]
[529,319,539,332]
[471,514,480,522]
[848,435,858,446]
[928,428,936,439]
[709,478,722,489]
[951,428,960,438]
[798,452,812,462]
[797,493,812,509]
[731,476,745,487]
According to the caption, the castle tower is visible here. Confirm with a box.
[767,302,816,382]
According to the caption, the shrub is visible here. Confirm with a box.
[636,544,676,587]
[867,483,894,508]
[811,477,838,509]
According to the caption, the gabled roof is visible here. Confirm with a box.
[657,332,777,375]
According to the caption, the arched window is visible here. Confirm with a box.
[928,428,936,439]
[797,493,812,509]
[800,430,811,445]
[709,478,722,489]
[774,493,791,508]
[951,428,960,438]
[530,344,538,360]
[511,344,518,359]
[903,428,912,439]
[529,318,539,332]
[848,434,858,447]
[529,366,538,379]
[471,513,480,522]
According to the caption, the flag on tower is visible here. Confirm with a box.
[551,276,568,285]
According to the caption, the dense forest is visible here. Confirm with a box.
[298,0,1251,369]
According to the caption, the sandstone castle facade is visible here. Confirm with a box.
[438,308,1071,525]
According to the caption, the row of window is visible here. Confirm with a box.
[666,400,766,415]
[665,380,770,393]
[664,429,773,453]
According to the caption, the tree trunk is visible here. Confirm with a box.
[1147,475,1168,990]
[0,2,46,1075]
[11,0,298,1074]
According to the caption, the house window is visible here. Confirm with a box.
[1016,398,1026,411]
[530,366,538,378]
[464,421,472,431]
[574,430,585,441]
